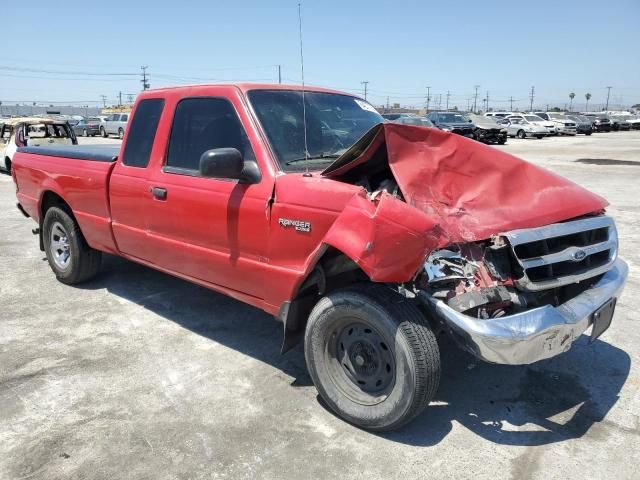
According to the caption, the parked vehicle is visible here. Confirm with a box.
[567,115,594,135]
[381,113,415,121]
[466,113,507,144]
[392,116,434,127]
[534,112,577,135]
[507,114,556,135]
[72,117,102,137]
[609,115,632,131]
[1,117,76,173]
[626,116,640,130]
[101,112,129,139]
[427,111,475,136]
[12,84,628,431]
[583,114,612,132]
[499,117,547,139]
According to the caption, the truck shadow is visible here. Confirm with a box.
[80,255,630,448]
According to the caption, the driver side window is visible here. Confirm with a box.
[165,97,255,172]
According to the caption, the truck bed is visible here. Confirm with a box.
[17,144,120,162]
[13,146,119,254]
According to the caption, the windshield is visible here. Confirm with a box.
[438,113,467,123]
[525,115,543,122]
[548,113,564,119]
[248,90,383,171]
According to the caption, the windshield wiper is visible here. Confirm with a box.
[285,153,340,165]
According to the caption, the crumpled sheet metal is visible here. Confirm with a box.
[322,191,442,282]
[321,123,608,281]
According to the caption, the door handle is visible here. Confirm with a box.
[151,187,167,200]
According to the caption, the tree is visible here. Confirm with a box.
[585,93,592,112]
[569,92,575,111]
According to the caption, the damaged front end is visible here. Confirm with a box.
[320,123,628,365]
[416,217,628,364]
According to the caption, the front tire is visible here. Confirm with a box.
[43,207,101,284]
[100,126,107,138]
[118,128,124,140]
[83,129,88,137]
[305,284,440,431]
[517,129,526,139]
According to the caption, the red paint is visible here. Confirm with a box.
[12,85,608,317]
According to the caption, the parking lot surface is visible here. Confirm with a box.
[1,132,639,479]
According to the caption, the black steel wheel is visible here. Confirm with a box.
[305,284,440,431]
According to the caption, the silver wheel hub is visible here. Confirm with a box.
[50,221,71,269]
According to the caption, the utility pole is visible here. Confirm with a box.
[425,86,431,113]
[605,86,612,111]
[100,95,107,108]
[485,91,489,112]
[473,85,480,113]
[466,98,471,112]
[277,65,282,84]
[119,91,123,107]
[0,101,3,116]
[529,86,535,112]
[361,81,369,100]
[546,104,549,112]
[446,90,450,111]
[386,96,389,110]
[509,96,514,111]
[141,66,150,90]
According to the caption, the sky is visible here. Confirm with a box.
[1,0,639,111]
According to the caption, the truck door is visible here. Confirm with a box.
[110,98,166,262]
[144,94,273,299]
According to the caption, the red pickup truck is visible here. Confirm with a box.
[12,84,628,430]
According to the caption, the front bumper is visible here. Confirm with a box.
[420,258,628,365]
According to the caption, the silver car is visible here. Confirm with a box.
[101,113,129,139]
[498,117,547,139]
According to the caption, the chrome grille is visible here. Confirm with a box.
[501,216,618,291]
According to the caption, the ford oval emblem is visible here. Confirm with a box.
[572,249,587,261]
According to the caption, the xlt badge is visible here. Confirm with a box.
[279,218,311,233]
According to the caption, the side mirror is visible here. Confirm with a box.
[199,148,261,184]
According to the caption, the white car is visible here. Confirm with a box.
[507,114,557,135]
[498,117,548,139]
[534,112,577,135]
[0,117,76,173]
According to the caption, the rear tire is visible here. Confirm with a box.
[305,284,440,431]
[42,207,101,284]
[4,158,11,174]
[118,128,124,140]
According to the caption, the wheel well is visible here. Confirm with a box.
[280,247,369,352]
[41,191,71,218]
[39,191,73,251]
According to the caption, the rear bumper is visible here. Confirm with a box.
[420,258,628,365]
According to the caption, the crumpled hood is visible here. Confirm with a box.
[322,123,607,245]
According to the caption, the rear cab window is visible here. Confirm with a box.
[121,99,165,167]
